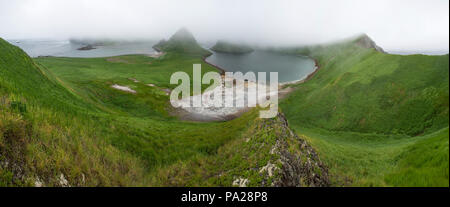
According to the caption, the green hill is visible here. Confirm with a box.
[1,32,448,187]
[279,35,449,186]
[153,28,211,56]
[282,35,448,135]
[211,40,254,54]
[1,36,328,187]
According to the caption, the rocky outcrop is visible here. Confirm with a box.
[271,113,329,186]
[356,34,385,53]
[248,113,330,187]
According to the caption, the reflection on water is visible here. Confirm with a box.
[205,50,316,83]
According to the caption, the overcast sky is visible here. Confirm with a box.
[0,0,448,52]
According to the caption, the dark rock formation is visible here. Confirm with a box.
[272,113,330,186]
[77,45,96,51]
[256,113,330,187]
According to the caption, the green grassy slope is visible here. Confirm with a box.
[280,36,449,186]
[385,127,449,186]
[1,38,148,186]
[0,38,96,112]
[291,125,448,186]
[0,38,255,186]
[35,53,218,117]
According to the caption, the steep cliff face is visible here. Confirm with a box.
[356,34,385,53]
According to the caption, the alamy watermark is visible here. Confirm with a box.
[170,64,278,118]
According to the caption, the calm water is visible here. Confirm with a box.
[205,50,316,83]
[7,39,158,58]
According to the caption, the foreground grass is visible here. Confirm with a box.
[293,126,448,186]
[385,127,449,186]
[1,38,254,186]
[1,38,147,186]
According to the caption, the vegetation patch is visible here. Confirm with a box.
[279,35,449,186]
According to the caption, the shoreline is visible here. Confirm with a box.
[173,53,321,122]
[202,52,226,75]
[279,57,320,86]
[202,52,321,88]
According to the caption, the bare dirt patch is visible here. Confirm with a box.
[148,51,165,58]
[111,84,136,93]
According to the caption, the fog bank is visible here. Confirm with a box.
[0,0,448,52]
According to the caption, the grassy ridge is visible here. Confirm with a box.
[281,39,448,135]
[280,36,449,186]
[148,112,329,187]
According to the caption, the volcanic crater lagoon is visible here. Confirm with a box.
[205,50,316,83]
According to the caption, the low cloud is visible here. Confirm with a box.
[0,0,448,52]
